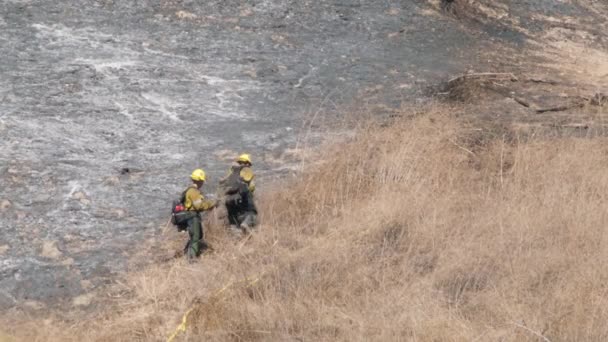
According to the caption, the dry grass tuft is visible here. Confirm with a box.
[6,106,608,341]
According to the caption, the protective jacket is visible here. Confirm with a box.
[184,184,216,211]
[182,184,215,259]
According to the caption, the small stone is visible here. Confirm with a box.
[175,10,197,19]
[41,241,62,259]
[61,258,75,266]
[72,191,91,205]
[110,208,126,219]
[239,7,253,17]
[0,199,11,211]
[72,293,94,306]
[0,245,9,255]
[72,191,86,200]
[104,176,120,186]
[80,279,93,290]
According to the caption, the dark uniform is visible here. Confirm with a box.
[220,164,257,229]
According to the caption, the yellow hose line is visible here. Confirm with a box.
[166,307,194,342]
[166,276,260,342]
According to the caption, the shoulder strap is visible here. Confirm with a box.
[181,185,194,204]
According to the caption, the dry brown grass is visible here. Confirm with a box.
[6,106,608,341]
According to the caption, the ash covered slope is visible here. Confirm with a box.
[0,0,484,309]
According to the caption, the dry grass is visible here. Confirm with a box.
[6,106,608,341]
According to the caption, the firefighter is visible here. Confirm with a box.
[219,154,257,233]
[183,169,218,259]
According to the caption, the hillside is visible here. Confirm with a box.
[7,105,608,341]
[2,0,608,341]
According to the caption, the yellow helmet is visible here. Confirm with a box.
[191,169,206,182]
[236,153,252,165]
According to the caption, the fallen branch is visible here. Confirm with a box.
[448,72,518,84]
[512,96,531,108]
[525,77,560,85]
[536,102,585,113]
[553,124,589,130]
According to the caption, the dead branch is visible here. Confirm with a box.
[448,72,518,84]
[536,102,585,113]
[512,97,531,108]
[525,77,560,85]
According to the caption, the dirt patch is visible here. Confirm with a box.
[41,241,63,260]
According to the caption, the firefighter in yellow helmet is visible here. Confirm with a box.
[182,169,218,259]
[235,154,255,192]
[219,154,257,233]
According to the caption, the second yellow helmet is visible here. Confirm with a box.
[191,169,206,182]
[236,153,252,165]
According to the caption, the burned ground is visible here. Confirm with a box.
[1,0,607,325]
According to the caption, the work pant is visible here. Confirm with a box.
[226,202,240,226]
[185,214,205,258]
[238,211,257,228]
[226,203,257,228]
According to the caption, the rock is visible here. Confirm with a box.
[239,7,253,17]
[111,208,126,219]
[0,245,9,255]
[103,176,120,186]
[72,191,90,205]
[0,199,11,211]
[61,257,75,266]
[80,279,93,290]
[41,241,62,259]
[72,293,94,307]
[175,10,197,20]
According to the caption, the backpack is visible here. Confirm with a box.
[221,165,246,196]
[171,188,197,231]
